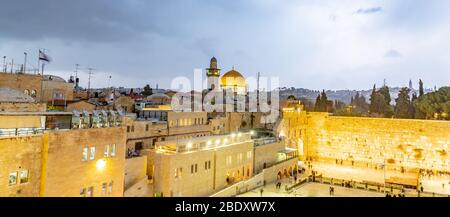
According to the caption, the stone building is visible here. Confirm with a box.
[147,132,255,197]
[0,110,126,197]
[0,72,74,104]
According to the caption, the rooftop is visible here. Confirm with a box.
[0,87,35,103]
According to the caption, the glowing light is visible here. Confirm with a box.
[187,142,193,149]
[231,133,236,138]
[238,132,242,137]
[223,138,228,144]
[207,140,212,146]
[250,130,255,135]
[96,159,106,171]
[215,139,221,145]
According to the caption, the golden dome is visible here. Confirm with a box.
[220,69,246,88]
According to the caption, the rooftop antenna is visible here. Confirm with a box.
[2,56,6,72]
[23,52,27,73]
[74,64,80,88]
[10,59,14,73]
[87,67,95,97]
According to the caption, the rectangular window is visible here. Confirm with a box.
[205,161,207,170]
[82,147,88,161]
[8,172,18,186]
[247,151,252,159]
[127,126,130,132]
[19,170,29,184]
[195,164,198,173]
[208,161,211,169]
[111,144,116,157]
[104,145,110,157]
[102,183,107,195]
[87,186,93,197]
[80,188,86,197]
[191,165,194,174]
[146,124,149,131]
[131,125,135,132]
[108,181,113,194]
[90,147,96,160]
[175,168,178,178]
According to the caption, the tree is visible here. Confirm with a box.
[369,84,378,114]
[379,85,391,106]
[394,87,414,119]
[369,84,394,117]
[414,86,450,120]
[419,79,424,97]
[314,94,321,112]
[142,84,153,96]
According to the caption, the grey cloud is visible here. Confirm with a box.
[355,7,383,14]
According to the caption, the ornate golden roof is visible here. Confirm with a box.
[220,69,246,88]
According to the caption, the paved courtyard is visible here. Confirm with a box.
[238,161,450,197]
[238,182,385,197]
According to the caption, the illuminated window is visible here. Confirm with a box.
[246,151,252,159]
[104,145,110,157]
[111,144,116,157]
[9,172,18,186]
[82,147,88,161]
[20,170,29,184]
[30,90,37,97]
[90,147,96,160]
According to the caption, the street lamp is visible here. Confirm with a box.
[96,159,107,171]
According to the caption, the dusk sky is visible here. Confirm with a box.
[1,0,449,90]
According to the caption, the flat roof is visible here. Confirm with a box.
[0,111,73,116]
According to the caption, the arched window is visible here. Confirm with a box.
[30,90,37,97]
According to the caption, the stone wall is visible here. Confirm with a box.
[0,135,44,197]
[0,102,46,112]
[0,72,42,101]
[279,111,450,172]
[41,127,126,197]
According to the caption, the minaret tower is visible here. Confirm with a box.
[206,56,220,90]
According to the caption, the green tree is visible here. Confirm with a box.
[314,94,321,112]
[142,84,153,97]
[394,87,414,119]
[414,86,450,120]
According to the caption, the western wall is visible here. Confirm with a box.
[278,110,450,172]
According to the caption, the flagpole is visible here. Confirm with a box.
[37,49,41,75]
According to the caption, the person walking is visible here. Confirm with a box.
[260,188,264,197]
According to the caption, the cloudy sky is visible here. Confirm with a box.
[0,0,449,90]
